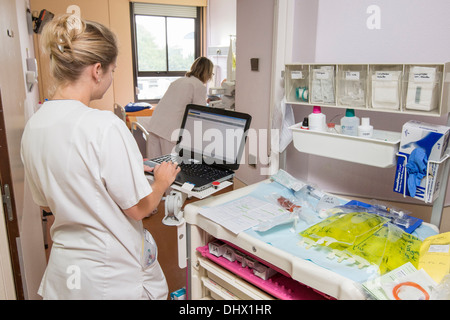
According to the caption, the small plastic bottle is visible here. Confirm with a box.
[327,122,339,134]
[340,108,360,136]
[300,117,309,130]
[308,106,326,132]
[358,117,374,138]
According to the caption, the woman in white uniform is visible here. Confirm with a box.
[146,57,214,158]
[21,14,180,299]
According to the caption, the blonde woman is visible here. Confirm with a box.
[21,14,179,299]
[146,56,214,158]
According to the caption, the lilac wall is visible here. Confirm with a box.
[287,0,450,206]
[235,0,275,184]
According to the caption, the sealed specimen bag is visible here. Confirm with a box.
[300,211,388,250]
[300,210,423,274]
[346,223,422,274]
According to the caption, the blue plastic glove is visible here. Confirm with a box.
[405,148,428,197]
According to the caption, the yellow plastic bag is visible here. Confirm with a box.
[300,211,388,250]
[346,223,422,274]
[299,210,422,274]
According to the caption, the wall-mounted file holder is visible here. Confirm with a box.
[285,62,450,117]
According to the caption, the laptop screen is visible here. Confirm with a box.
[176,104,252,170]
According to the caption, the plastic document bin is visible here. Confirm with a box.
[337,64,367,108]
[289,123,401,168]
[404,65,443,112]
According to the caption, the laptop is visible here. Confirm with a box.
[144,104,252,191]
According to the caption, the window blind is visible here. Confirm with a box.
[132,3,197,18]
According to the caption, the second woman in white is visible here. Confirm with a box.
[146,57,214,158]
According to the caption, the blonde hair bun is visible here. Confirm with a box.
[40,14,118,87]
[41,14,85,56]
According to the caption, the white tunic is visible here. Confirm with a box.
[147,76,207,141]
[21,100,168,299]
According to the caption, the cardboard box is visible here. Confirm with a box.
[393,120,449,203]
[170,287,186,300]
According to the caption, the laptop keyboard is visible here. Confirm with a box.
[180,163,230,180]
[150,154,232,181]
[151,154,182,164]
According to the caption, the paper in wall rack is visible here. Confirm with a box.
[289,123,401,168]
[285,63,450,117]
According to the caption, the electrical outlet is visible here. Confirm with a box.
[248,153,257,168]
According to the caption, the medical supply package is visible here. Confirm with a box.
[393,120,449,203]
[299,209,423,275]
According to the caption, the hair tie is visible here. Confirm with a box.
[66,15,83,33]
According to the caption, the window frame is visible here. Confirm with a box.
[130,3,203,103]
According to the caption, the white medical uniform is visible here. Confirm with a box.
[146,76,207,158]
[21,100,168,300]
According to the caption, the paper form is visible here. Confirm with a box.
[418,232,450,284]
[362,262,437,300]
[198,195,288,234]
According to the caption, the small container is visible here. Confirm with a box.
[327,122,339,134]
[340,108,360,136]
[222,245,236,262]
[208,240,226,257]
[301,117,309,130]
[308,106,326,132]
[234,250,247,267]
[358,117,374,138]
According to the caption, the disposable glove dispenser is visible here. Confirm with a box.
[393,120,449,203]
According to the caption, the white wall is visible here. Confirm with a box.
[286,0,450,206]
[206,0,236,87]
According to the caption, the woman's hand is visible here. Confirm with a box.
[153,161,180,190]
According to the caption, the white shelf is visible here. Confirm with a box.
[289,123,401,168]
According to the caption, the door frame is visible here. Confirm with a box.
[0,89,24,299]
[0,189,16,299]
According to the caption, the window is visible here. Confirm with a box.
[130,3,202,103]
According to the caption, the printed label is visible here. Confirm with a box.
[315,70,329,80]
[428,244,450,253]
[291,71,303,79]
[413,72,433,82]
[345,71,360,80]
[375,71,393,80]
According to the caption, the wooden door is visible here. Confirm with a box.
[0,90,24,299]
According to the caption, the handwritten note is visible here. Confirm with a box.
[198,196,288,234]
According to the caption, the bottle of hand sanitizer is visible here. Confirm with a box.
[340,108,360,136]
[308,106,326,132]
[358,117,373,138]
